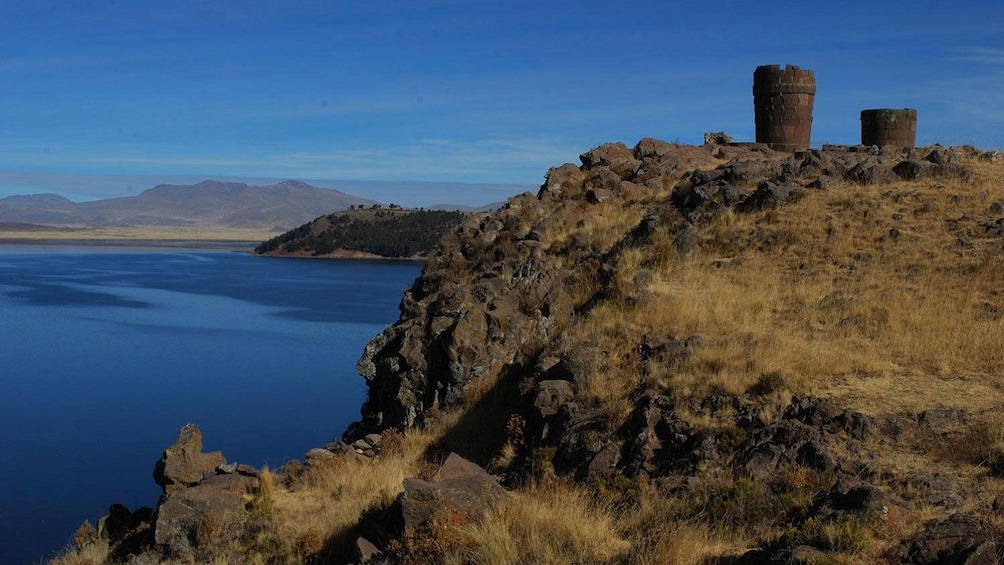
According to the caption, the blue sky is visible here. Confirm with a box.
[0,0,1000,205]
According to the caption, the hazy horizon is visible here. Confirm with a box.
[1,1,1000,207]
[0,171,530,209]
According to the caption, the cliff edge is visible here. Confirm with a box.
[56,138,1004,564]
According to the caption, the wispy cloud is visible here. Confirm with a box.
[951,47,1004,65]
[0,52,152,72]
[71,136,582,183]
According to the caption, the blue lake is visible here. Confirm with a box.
[0,246,420,564]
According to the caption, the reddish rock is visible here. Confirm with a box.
[153,424,226,495]
[580,142,640,179]
[538,163,586,201]
[154,472,257,557]
[400,453,505,532]
[356,536,381,562]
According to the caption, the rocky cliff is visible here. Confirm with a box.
[56,137,1004,564]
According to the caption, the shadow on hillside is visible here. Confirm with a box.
[421,360,530,470]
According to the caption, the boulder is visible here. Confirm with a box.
[790,545,829,563]
[153,424,226,495]
[703,131,733,145]
[845,163,898,185]
[579,142,640,179]
[742,443,785,481]
[904,514,997,565]
[305,447,338,467]
[533,380,575,421]
[356,536,382,562]
[796,440,835,472]
[622,394,695,478]
[586,188,615,203]
[400,453,505,532]
[736,181,803,212]
[894,159,929,180]
[537,163,586,201]
[154,472,258,557]
[97,503,153,545]
[926,146,955,165]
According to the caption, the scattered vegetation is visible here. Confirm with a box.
[52,148,1004,564]
[255,208,466,257]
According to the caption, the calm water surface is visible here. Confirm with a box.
[0,246,419,564]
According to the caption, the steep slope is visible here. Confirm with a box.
[341,140,1004,563]
[55,139,1004,565]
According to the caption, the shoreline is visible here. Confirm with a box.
[256,248,427,263]
[0,238,260,251]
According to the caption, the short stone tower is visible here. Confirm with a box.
[860,108,917,148]
[753,64,816,152]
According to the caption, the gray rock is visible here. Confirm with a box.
[533,380,575,420]
[904,473,963,508]
[585,442,621,480]
[743,444,784,481]
[894,159,928,180]
[797,440,835,472]
[790,545,829,563]
[305,448,337,467]
[905,514,995,565]
[926,146,955,165]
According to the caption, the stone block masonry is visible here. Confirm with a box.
[753,64,816,152]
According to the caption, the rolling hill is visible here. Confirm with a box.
[0,180,377,231]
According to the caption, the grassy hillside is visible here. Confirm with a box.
[55,142,1004,564]
[254,207,467,258]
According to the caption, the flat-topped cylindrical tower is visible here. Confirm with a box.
[861,108,917,148]
[753,64,816,152]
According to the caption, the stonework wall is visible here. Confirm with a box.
[753,64,816,152]
[861,108,918,148]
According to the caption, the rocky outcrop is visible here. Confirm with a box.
[154,469,259,558]
[897,514,999,564]
[153,423,226,495]
[74,424,261,562]
[151,426,259,559]
[325,138,990,561]
[70,135,994,563]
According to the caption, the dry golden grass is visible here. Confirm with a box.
[445,479,630,565]
[270,424,441,558]
[48,156,1004,564]
[48,542,110,565]
[565,157,1004,418]
[518,155,1004,562]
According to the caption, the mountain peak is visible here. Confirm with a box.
[273,179,312,188]
[0,193,75,207]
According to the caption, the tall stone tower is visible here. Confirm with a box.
[860,108,917,148]
[753,64,816,152]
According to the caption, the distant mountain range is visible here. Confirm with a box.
[0,180,377,231]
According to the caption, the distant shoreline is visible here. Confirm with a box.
[0,238,260,251]
[0,226,280,252]
[256,247,427,263]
